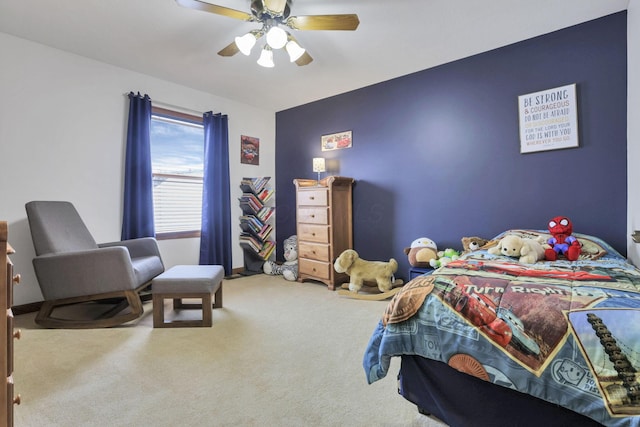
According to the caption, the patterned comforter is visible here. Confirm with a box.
[364,230,640,427]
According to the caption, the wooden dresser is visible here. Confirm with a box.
[293,176,354,290]
[1,221,20,426]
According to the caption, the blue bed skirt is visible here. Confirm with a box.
[399,355,604,427]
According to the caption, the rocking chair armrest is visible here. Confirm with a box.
[100,237,161,259]
[32,246,138,300]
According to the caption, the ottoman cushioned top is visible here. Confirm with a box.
[152,265,224,294]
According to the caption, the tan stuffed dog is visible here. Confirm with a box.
[334,249,398,293]
[488,235,546,264]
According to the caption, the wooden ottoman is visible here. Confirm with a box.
[152,265,224,328]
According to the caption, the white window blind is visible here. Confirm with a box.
[152,173,203,234]
[150,108,204,237]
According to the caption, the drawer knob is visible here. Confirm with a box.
[13,394,21,405]
[13,273,20,284]
[13,329,21,340]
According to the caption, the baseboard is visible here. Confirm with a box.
[231,267,245,275]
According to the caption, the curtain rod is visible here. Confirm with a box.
[123,93,205,116]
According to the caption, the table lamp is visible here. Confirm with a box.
[312,157,326,184]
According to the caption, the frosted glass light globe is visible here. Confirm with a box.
[257,47,275,68]
[266,26,287,49]
[235,33,257,56]
[285,40,305,62]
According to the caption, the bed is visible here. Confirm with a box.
[364,229,640,427]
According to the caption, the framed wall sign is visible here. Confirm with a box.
[240,135,259,165]
[518,83,579,154]
[321,130,352,151]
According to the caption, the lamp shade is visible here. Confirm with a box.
[235,32,258,56]
[285,39,305,62]
[312,157,326,173]
[257,46,275,68]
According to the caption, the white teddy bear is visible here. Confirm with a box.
[488,235,546,264]
[263,235,298,281]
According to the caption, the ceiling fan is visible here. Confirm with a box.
[176,0,360,67]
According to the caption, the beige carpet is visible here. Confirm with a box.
[13,274,448,427]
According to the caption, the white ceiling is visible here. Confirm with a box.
[0,0,629,112]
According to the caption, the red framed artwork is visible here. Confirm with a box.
[241,135,260,165]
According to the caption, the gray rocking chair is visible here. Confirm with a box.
[25,201,165,328]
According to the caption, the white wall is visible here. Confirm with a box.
[0,33,276,305]
[628,1,640,266]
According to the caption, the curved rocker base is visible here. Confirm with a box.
[35,289,144,329]
[337,279,404,301]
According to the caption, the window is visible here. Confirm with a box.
[150,107,204,239]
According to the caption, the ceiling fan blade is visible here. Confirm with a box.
[217,41,240,57]
[295,51,313,66]
[176,0,254,21]
[287,14,360,31]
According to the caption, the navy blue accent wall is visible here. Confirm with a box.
[275,12,627,280]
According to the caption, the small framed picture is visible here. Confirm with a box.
[241,135,259,165]
[321,130,352,151]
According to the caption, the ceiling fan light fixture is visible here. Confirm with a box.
[266,26,287,49]
[176,0,358,67]
[235,31,259,56]
[285,39,305,62]
[257,46,275,68]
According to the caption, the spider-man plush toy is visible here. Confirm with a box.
[545,216,581,261]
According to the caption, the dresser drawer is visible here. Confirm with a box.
[297,207,328,225]
[299,242,330,262]
[298,224,329,243]
[6,310,13,376]
[298,189,328,206]
[6,259,13,306]
[7,375,14,423]
[299,258,331,280]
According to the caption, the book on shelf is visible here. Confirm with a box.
[239,235,275,260]
[259,240,276,259]
[239,218,273,240]
[239,194,263,215]
[239,192,262,205]
[239,233,262,252]
[240,176,271,195]
[256,206,274,222]
[258,187,274,203]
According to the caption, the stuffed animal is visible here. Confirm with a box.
[263,235,298,281]
[429,248,460,268]
[461,236,489,254]
[333,249,398,293]
[545,216,581,261]
[488,235,546,264]
[403,237,438,268]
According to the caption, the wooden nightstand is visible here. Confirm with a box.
[409,266,433,280]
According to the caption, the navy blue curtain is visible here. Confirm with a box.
[121,92,155,240]
[199,111,232,274]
